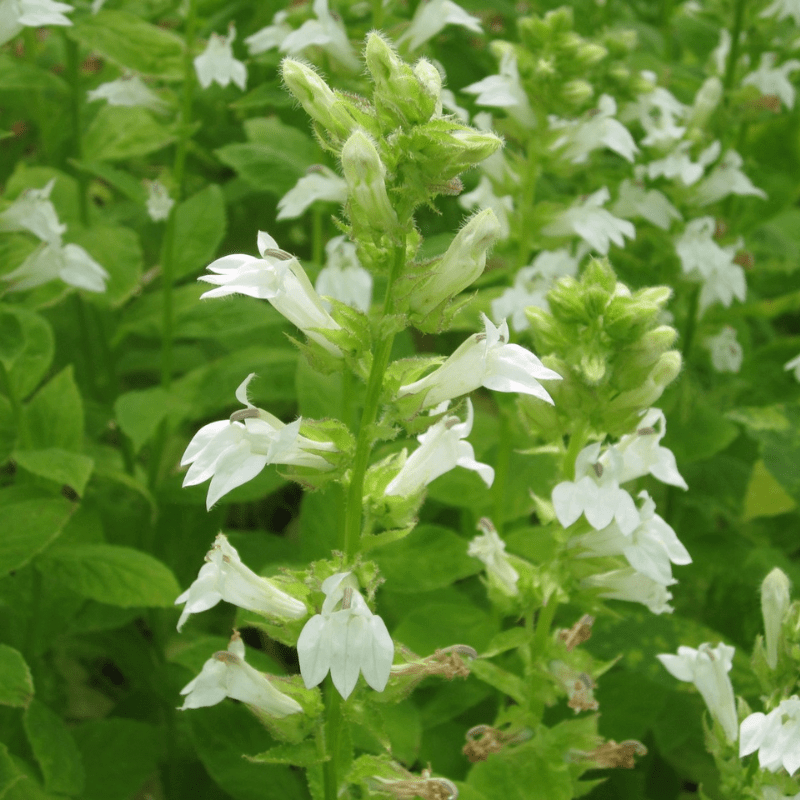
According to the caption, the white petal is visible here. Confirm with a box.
[297,614,331,688]
[359,615,394,692]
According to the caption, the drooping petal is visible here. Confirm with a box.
[297,614,331,689]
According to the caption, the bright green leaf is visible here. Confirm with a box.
[0,54,67,92]
[249,741,325,768]
[83,106,175,162]
[0,644,34,708]
[115,386,187,452]
[23,366,83,452]
[0,307,54,400]
[172,184,227,280]
[743,459,796,520]
[0,744,24,799]
[23,699,84,795]
[14,449,94,496]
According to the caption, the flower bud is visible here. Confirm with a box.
[576,42,608,67]
[341,130,398,233]
[761,567,791,669]
[413,58,443,117]
[561,78,594,106]
[688,76,723,132]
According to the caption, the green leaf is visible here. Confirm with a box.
[0,54,67,92]
[23,366,83,452]
[71,160,148,204]
[0,309,24,368]
[469,659,526,703]
[666,398,739,464]
[0,397,16,463]
[68,10,185,79]
[0,744,24,799]
[14,449,94,496]
[83,106,175,162]
[0,307,54,400]
[23,699,84,796]
[743,459,797,520]
[114,386,188,452]
[0,644,34,708]
[249,741,326,768]
[172,184,227,279]
[39,544,181,608]
[0,489,74,574]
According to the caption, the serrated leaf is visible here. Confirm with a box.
[0,54,67,92]
[0,307,54,400]
[0,645,34,708]
[249,741,326,767]
[83,106,175,162]
[172,184,227,280]
[14,449,94,496]
[39,544,181,607]
[23,699,84,795]
[23,366,83,452]
[469,659,526,703]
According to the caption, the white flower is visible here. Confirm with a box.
[297,572,394,699]
[690,150,767,206]
[645,140,720,186]
[549,95,638,164]
[623,86,686,148]
[0,179,65,246]
[657,643,738,742]
[784,353,800,381]
[199,232,342,354]
[244,9,291,55]
[712,29,732,76]
[468,517,519,596]
[0,0,73,46]
[458,175,513,239]
[687,77,724,131]
[398,0,482,51]
[144,180,174,222]
[386,399,493,496]
[181,373,336,509]
[194,25,247,90]
[315,235,372,313]
[612,178,682,231]
[175,533,306,631]
[542,187,635,255]
[276,166,347,220]
[552,443,640,534]
[3,242,108,293]
[704,326,743,373]
[397,314,561,408]
[740,696,800,774]
[277,0,359,71]
[180,631,302,718]
[571,491,691,585]
[87,75,168,112]
[760,0,800,25]
[761,568,791,670]
[463,44,536,128]
[743,53,800,110]
[611,408,688,489]
[583,568,674,614]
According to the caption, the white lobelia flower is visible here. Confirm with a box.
[542,187,635,256]
[181,373,337,509]
[612,176,682,231]
[760,0,800,25]
[144,180,174,222]
[740,696,800,774]
[276,166,347,221]
[458,175,513,240]
[297,572,394,700]
[611,408,688,489]
[3,242,108,293]
[0,0,73,46]
[244,9,292,55]
[175,533,307,631]
[398,0,483,51]
[0,179,65,246]
[704,326,743,373]
[199,232,342,354]
[784,353,800,382]
[645,140,721,186]
[397,314,561,409]
[583,567,674,614]
[570,491,691,586]
[742,53,800,110]
[194,25,247,91]
[657,643,739,742]
[549,95,639,164]
[315,235,372,313]
[180,631,302,718]
[552,443,640,534]
[689,150,767,207]
[277,0,359,71]
[87,75,168,113]
[385,399,494,497]
[463,44,536,128]
[468,517,519,596]
[623,85,687,148]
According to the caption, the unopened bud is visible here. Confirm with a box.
[651,350,682,388]
[561,78,593,106]
[413,58,443,117]
[762,567,791,669]
[576,42,607,67]
[689,77,723,132]
[341,130,398,233]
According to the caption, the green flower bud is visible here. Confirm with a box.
[688,77,723,132]
[651,350,682,388]
[545,6,574,33]
[561,78,594,106]
[413,58,443,117]
[762,567,791,669]
[543,276,588,323]
[576,42,608,67]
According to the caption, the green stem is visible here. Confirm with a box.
[492,404,512,535]
[562,422,587,481]
[681,283,700,360]
[64,34,89,226]
[341,241,405,560]
[724,0,748,92]
[531,595,558,660]
[516,137,541,270]
[321,678,343,800]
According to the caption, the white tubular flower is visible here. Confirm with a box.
[276,166,347,220]
[623,85,687,148]
[645,140,720,186]
[549,95,638,164]
[199,232,341,354]
[144,180,174,222]
[743,53,800,110]
[87,75,168,112]
[297,572,394,700]
[180,631,303,718]
[542,187,635,255]
[760,0,800,25]
[181,373,336,509]
[0,179,66,246]
[740,696,800,774]
[704,326,743,373]
[244,9,291,55]
[458,175,514,239]
[761,568,791,670]
[397,314,561,408]
[3,242,108,293]
[612,178,682,231]
[278,0,359,71]
[194,25,247,90]
[468,517,519,596]
[316,235,372,313]
[175,533,306,631]
[552,444,640,534]
[657,643,738,742]
[0,0,73,45]
[690,151,767,207]
[385,399,494,497]
[398,0,482,51]
[583,568,674,614]
[611,408,688,489]
[784,354,800,382]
